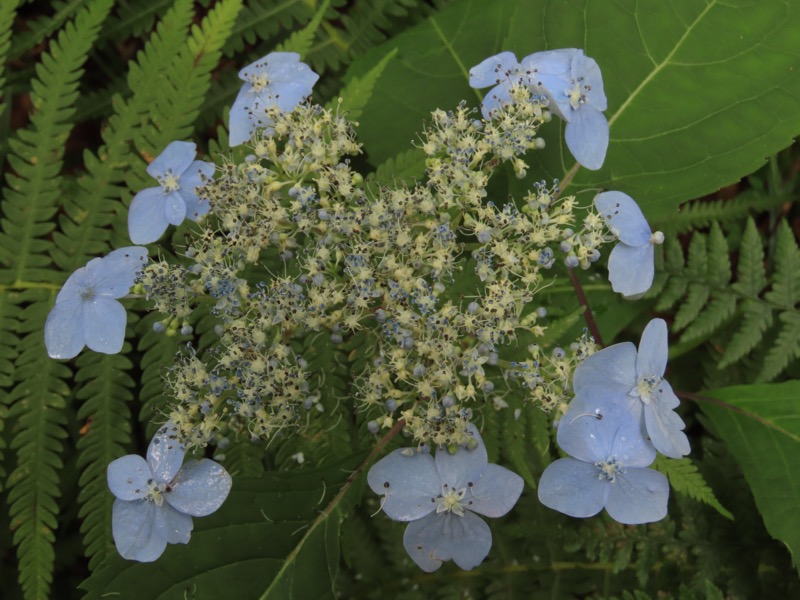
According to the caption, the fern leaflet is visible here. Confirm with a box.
[652,455,733,520]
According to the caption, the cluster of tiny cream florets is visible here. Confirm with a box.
[143,89,612,448]
[510,331,598,411]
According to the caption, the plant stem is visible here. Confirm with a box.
[567,267,604,347]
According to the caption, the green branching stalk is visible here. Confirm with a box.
[259,419,405,599]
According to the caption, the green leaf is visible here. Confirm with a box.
[651,455,733,520]
[81,455,365,599]
[349,0,800,218]
[700,381,800,573]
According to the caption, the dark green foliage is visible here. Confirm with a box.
[1,1,800,599]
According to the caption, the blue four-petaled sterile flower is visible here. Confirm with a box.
[469,48,609,170]
[538,392,669,524]
[229,51,320,146]
[128,141,215,244]
[107,421,232,562]
[368,426,523,572]
[531,48,608,170]
[573,318,690,459]
[595,190,663,298]
[44,246,148,359]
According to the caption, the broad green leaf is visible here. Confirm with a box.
[700,382,800,573]
[349,0,800,218]
[81,455,364,600]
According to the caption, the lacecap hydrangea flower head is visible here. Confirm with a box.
[538,392,669,524]
[44,246,147,359]
[573,318,690,458]
[107,421,232,562]
[128,141,215,244]
[368,426,523,572]
[469,48,609,170]
[228,51,320,146]
[595,191,664,298]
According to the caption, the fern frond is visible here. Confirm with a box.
[54,0,196,272]
[8,0,84,61]
[276,333,354,468]
[6,292,72,600]
[764,219,800,309]
[365,147,426,195]
[651,188,787,234]
[0,290,21,491]
[0,0,20,108]
[276,0,331,58]
[308,0,417,73]
[333,47,397,122]
[136,313,180,432]
[659,218,800,380]
[652,455,733,520]
[757,311,800,382]
[130,0,243,185]
[0,0,114,283]
[100,0,175,41]
[223,0,315,57]
[75,352,135,570]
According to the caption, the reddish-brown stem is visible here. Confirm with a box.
[567,267,605,347]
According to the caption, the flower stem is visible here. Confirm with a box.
[567,267,604,347]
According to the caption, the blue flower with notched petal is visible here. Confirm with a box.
[368,426,523,572]
[573,318,690,459]
[595,191,664,298]
[531,48,609,170]
[45,246,148,359]
[128,141,215,244]
[229,52,319,146]
[538,392,669,524]
[107,421,232,562]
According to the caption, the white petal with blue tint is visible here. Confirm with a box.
[107,455,151,501]
[434,425,488,489]
[572,341,637,396]
[463,464,523,518]
[82,298,127,355]
[92,247,148,297]
[44,298,85,359]
[402,511,492,572]
[229,92,255,146]
[368,450,441,521]
[230,52,319,147]
[155,502,194,544]
[469,51,519,88]
[129,187,171,244]
[146,141,196,180]
[164,192,187,226]
[605,468,669,524]
[595,191,652,247]
[636,318,668,379]
[147,421,186,484]
[645,401,690,459]
[112,499,167,562]
[564,105,609,170]
[166,459,233,517]
[538,458,608,518]
[607,243,654,298]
